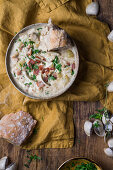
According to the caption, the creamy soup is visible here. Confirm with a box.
[10,25,77,98]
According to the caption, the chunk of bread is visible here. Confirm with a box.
[0,111,37,145]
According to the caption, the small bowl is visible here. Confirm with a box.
[5,23,79,100]
[58,157,102,170]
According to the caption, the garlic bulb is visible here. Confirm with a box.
[0,156,8,170]
[108,138,113,148]
[108,30,113,42]
[86,2,99,15]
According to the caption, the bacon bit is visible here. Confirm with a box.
[19,44,24,50]
[39,65,43,71]
[12,52,19,58]
[36,56,41,60]
[66,62,70,66]
[36,60,41,64]
[42,68,50,74]
[28,59,36,65]
[17,70,22,75]
[27,48,32,56]
[36,81,45,90]
[50,67,55,70]
[72,63,75,69]
[33,69,39,75]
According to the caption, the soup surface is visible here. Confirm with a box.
[10,25,78,98]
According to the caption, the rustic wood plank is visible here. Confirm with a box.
[0,0,113,170]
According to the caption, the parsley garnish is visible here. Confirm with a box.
[89,113,102,120]
[48,75,56,80]
[33,75,36,80]
[37,28,42,30]
[23,62,27,67]
[71,70,74,75]
[29,41,35,45]
[42,51,46,53]
[14,73,16,77]
[31,55,35,59]
[32,49,40,54]
[33,65,38,69]
[52,56,62,72]
[24,41,28,47]
[93,121,100,128]
[55,64,62,72]
[26,66,31,72]
[16,49,18,51]
[24,82,32,86]
[75,162,97,170]
[18,39,21,41]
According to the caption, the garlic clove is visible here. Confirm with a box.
[108,138,113,148]
[102,114,110,125]
[107,81,113,92]
[0,156,8,170]
[6,163,17,170]
[108,30,113,42]
[86,2,99,15]
[84,120,93,136]
[104,148,113,157]
[93,120,105,137]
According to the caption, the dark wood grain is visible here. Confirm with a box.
[0,0,113,170]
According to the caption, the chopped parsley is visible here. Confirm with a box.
[26,66,31,72]
[24,41,29,47]
[29,41,35,45]
[31,55,35,59]
[24,82,32,86]
[71,70,74,75]
[89,113,102,120]
[55,64,62,72]
[33,65,38,69]
[93,121,100,128]
[32,49,40,54]
[23,62,27,67]
[16,49,18,51]
[42,51,46,54]
[75,162,97,170]
[33,75,36,80]
[18,39,21,41]
[52,56,62,72]
[14,73,16,77]
[48,75,56,80]
[37,28,42,30]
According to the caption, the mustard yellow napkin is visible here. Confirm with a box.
[0,0,113,149]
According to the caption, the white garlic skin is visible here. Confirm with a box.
[108,30,113,42]
[107,81,113,92]
[86,2,99,15]
[110,116,113,124]
[6,163,17,170]
[0,156,8,170]
[104,148,113,157]
[84,120,92,136]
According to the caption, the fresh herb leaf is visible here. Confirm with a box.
[89,113,102,120]
[31,55,35,59]
[24,82,32,86]
[24,164,29,168]
[19,63,22,67]
[71,162,75,167]
[14,73,16,77]
[75,162,97,170]
[55,64,62,72]
[16,49,18,51]
[29,41,35,45]
[23,62,27,67]
[48,75,56,80]
[24,41,28,47]
[42,51,46,53]
[18,39,21,41]
[93,121,100,128]
[33,75,36,80]
[32,49,40,54]
[33,65,38,69]
[26,66,31,72]
[53,56,58,66]
[37,28,42,30]
[71,70,74,75]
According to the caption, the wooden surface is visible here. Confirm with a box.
[0,0,113,170]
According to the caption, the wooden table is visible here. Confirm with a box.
[0,0,113,169]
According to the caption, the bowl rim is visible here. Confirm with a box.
[5,23,79,100]
[57,157,102,170]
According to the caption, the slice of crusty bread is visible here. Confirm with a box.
[0,111,37,145]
